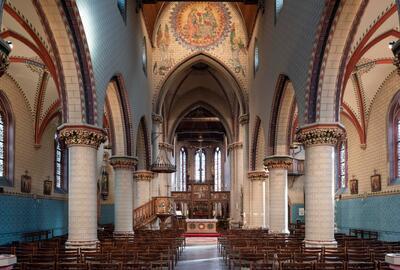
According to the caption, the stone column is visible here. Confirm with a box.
[109,156,137,236]
[133,170,154,209]
[228,142,243,224]
[264,156,292,234]
[297,123,345,247]
[247,171,267,228]
[58,124,107,248]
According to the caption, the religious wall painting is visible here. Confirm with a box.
[153,24,175,76]
[21,170,31,193]
[371,171,381,192]
[43,177,52,195]
[170,2,232,51]
[350,178,358,195]
[229,23,246,76]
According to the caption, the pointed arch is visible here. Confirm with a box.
[251,116,266,171]
[269,75,297,156]
[136,117,151,171]
[0,90,15,186]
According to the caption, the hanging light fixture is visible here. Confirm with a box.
[151,142,176,173]
[0,39,12,77]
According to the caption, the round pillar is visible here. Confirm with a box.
[247,171,267,228]
[132,170,154,209]
[58,124,107,249]
[109,156,137,237]
[297,123,345,247]
[264,156,292,234]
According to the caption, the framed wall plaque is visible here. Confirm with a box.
[43,179,52,195]
[21,171,31,193]
[350,178,358,195]
[371,173,381,192]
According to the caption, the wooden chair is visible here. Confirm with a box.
[56,263,89,270]
[314,262,345,270]
[88,263,122,270]
[280,262,313,270]
[25,262,56,270]
[346,262,376,270]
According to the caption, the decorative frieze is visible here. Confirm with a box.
[132,170,154,181]
[264,155,293,170]
[296,123,345,147]
[109,156,138,170]
[248,170,268,181]
[58,124,107,149]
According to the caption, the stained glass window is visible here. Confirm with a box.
[397,119,400,176]
[254,38,259,76]
[214,147,221,191]
[338,141,347,189]
[117,0,127,23]
[0,114,4,177]
[179,147,187,191]
[195,149,205,182]
[55,133,62,189]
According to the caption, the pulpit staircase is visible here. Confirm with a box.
[133,197,174,229]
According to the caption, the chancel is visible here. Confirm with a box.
[0,0,400,269]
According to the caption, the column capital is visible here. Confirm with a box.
[296,122,345,147]
[159,142,173,151]
[152,113,163,123]
[132,170,154,181]
[248,170,268,181]
[264,155,293,169]
[58,124,107,149]
[239,114,249,125]
[228,142,243,150]
[109,156,138,170]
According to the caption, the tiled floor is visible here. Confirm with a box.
[176,237,228,270]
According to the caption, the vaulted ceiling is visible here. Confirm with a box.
[1,0,61,145]
[341,0,399,145]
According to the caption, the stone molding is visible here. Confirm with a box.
[296,123,345,147]
[109,156,138,170]
[228,142,243,150]
[58,124,107,149]
[239,114,249,125]
[248,170,268,181]
[152,113,163,123]
[264,155,293,169]
[132,170,154,181]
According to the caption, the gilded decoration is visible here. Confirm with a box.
[170,2,232,50]
[228,142,243,150]
[264,156,293,170]
[132,170,154,181]
[58,124,107,149]
[248,170,268,181]
[109,156,138,170]
[296,123,345,147]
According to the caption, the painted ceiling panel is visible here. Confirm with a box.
[343,80,361,122]
[2,12,36,46]
[368,11,398,42]
[41,77,58,121]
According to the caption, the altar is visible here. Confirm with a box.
[186,219,218,234]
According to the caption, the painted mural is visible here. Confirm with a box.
[170,2,231,51]
[151,2,248,93]
[153,24,175,76]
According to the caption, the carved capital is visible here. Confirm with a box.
[159,142,174,151]
[109,156,138,170]
[132,170,154,181]
[239,114,249,125]
[296,123,345,147]
[264,155,293,170]
[58,124,107,149]
[228,142,243,150]
[152,113,163,123]
[248,170,268,181]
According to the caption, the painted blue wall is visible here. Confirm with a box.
[335,194,400,241]
[99,204,114,225]
[291,203,305,224]
[0,195,68,245]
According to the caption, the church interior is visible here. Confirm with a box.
[1,0,400,269]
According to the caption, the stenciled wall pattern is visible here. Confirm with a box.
[151,2,249,95]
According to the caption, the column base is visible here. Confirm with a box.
[113,231,134,238]
[269,228,290,234]
[65,239,99,249]
[304,239,337,248]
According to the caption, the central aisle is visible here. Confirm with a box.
[176,237,227,270]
